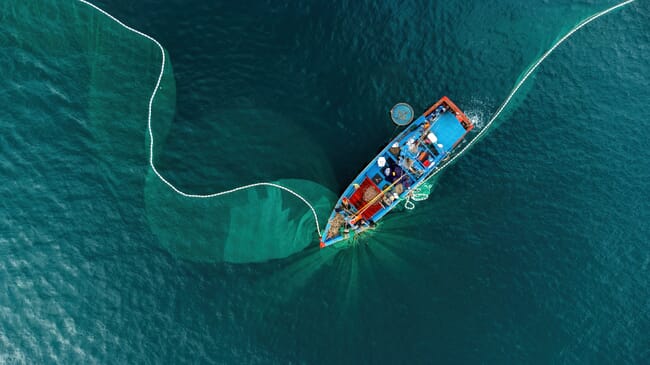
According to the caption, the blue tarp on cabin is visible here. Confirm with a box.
[430,112,466,152]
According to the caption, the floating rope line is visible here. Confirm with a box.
[78,0,323,237]
[406,0,636,209]
[78,0,634,232]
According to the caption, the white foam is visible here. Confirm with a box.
[416,0,636,190]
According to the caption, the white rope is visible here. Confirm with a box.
[412,0,635,192]
[77,0,322,236]
[77,0,634,231]
[404,195,415,210]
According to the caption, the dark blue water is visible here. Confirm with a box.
[1,0,648,363]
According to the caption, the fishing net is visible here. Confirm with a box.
[4,0,625,263]
[2,0,336,263]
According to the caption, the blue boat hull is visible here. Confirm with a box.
[320,97,474,247]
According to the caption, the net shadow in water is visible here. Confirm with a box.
[145,176,335,263]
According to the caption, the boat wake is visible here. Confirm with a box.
[466,108,489,131]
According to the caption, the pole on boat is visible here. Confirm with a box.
[349,175,406,225]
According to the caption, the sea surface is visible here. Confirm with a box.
[1,0,648,363]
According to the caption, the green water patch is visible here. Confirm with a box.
[4,0,337,263]
[144,176,336,263]
[145,101,339,263]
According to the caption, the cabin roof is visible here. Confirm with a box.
[430,112,467,152]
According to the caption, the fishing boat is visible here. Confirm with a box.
[320,97,474,247]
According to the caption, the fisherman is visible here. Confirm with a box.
[342,197,350,209]
[349,215,364,228]
[382,194,393,206]
[404,157,419,175]
[389,142,400,156]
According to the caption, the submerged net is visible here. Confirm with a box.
[3,0,336,263]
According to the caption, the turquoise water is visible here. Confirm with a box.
[1,0,648,363]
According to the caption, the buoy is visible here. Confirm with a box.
[390,103,414,126]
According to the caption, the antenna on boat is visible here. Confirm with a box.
[390,103,414,126]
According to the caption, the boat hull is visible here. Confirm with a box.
[320,97,473,248]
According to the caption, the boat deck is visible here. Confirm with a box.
[321,97,473,247]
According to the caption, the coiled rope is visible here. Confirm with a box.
[405,0,635,210]
[78,0,323,237]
